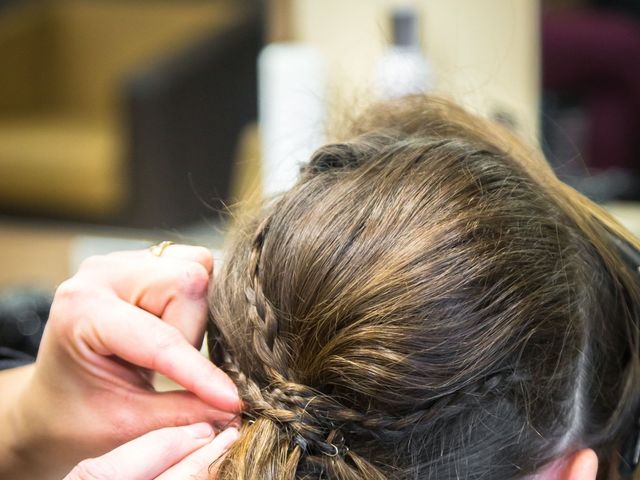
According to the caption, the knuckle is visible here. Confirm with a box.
[55,279,86,301]
[78,254,105,272]
[192,246,213,269]
[69,458,117,480]
[180,262,210,298]
[51,279,110,337]
[51,280,91,324]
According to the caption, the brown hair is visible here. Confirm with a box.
[207,96,640,479]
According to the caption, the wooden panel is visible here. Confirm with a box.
[50,0,240,117]
[0,223,72,288]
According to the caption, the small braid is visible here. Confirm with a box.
[227,355,524,441]
[213,213,530,477]
[243,216,291,377]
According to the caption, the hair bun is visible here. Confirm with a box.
[305,143,362,175]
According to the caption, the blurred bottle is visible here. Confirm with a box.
[259,43,326,197]
[375,6,434,99]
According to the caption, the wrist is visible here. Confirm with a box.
[0,363,82,480]
[0,364,36,480]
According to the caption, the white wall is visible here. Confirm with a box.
[292,0,540,140]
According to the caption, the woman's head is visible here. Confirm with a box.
[208,96,640,479]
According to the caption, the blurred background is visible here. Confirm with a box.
[0,0,639,354]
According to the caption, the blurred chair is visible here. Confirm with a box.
[0,0,260,227]
[542,0,640,201]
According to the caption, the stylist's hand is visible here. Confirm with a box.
[64,425,239,480]
[3,245,240,480]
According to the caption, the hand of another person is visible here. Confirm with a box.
[0,245,240,480]
[64,425,239,480]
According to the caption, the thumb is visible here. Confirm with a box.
[156,428,240,479]
[64,423,215,480]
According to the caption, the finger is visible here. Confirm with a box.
[134,390,241,431]
[161,294,208,350]
[80,244,213,303]
[156,428,239,480]
[131,259,210,347]
[78,251,211,347]
[84,297,240,411]
[64,423,215,480]
[156,244,214,275]
[120,248,212,347]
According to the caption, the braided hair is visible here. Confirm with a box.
[207,96,640,479]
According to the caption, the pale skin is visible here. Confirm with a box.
[63,424,240,480]
[567,449,599,480]
[533,449,599,480]
[0,245,241,479]
[0,243,609,479]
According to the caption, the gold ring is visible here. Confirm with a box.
[149,241,174,257]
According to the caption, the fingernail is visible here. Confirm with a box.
[185,422,214,439]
